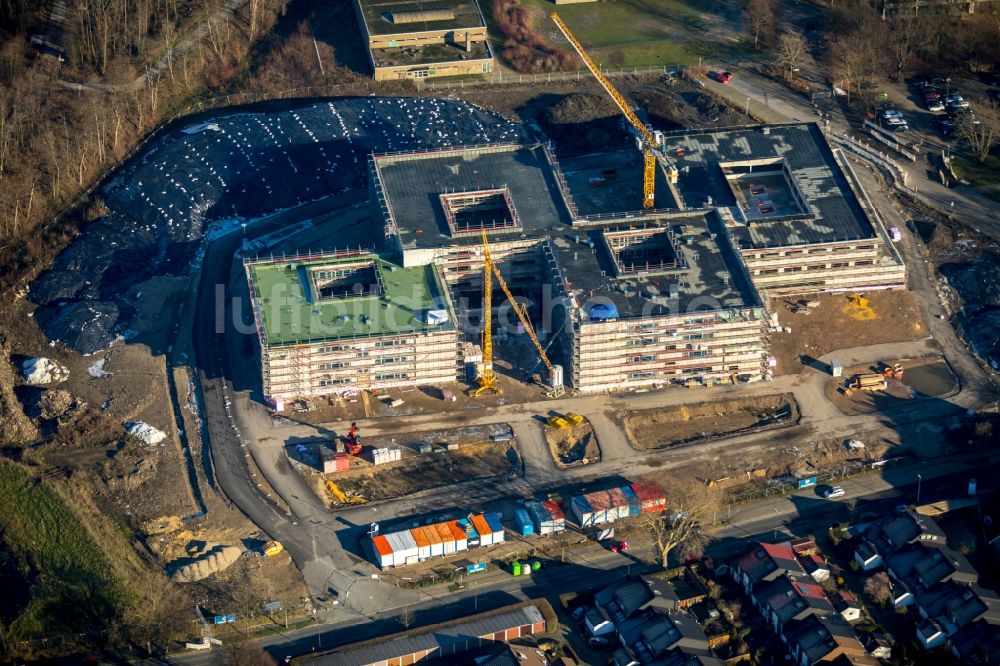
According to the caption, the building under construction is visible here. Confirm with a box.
[247,123,906,403]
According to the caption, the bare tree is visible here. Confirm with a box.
[398,604,414,629]
[864,571,893,607]
[774,30,808,82]
[886,16,922,81]
[828,25,883,105]
[643,477,721,568]
[955,100,1000,163]
[745,0,776,49]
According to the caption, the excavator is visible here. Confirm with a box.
[474,231,564,397]
[550,12,678,209]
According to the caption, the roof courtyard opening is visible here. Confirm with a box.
[439,188,521,237]
[721,158,810,222]
[601,226,684,276]
[309,260,383,302]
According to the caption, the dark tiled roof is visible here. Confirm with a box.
[615,580,655,618]
[880,514,922,551]
[950,621,1000,665]
[308,605,544,665]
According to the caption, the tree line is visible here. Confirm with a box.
[0,0,364,297]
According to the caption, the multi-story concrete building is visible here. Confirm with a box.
[244,252,458,408]
[353,0,493,81]
[248,122,906,403]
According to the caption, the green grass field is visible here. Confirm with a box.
[487,0,745,69]
[0,463,129,646]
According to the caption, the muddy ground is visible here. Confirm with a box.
[326,441,520,505]
[621,393,799,451]
[544,419,600,467]
[825,357,958,416]
[768,290,928,376]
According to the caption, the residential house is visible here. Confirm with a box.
[860,633,892,660]
[784,615,876,666]
[916,619,948,649]
[854,541,883,572]
[802,554,831,583]
[755,576,834,636]
[617,609,711,663]
[949,620,1000,664]
[731,542,805,595]
[888,544,977,590]
[890,578,915,609]
[831,591,862,623]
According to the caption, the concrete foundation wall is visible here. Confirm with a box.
[368,26,488,49]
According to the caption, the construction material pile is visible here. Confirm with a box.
[30,98,526,354]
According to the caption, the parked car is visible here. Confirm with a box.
[881,117,909,132]
[710,70,733,84]
[934,116,956,135]
[824,485,846,499]
[588,636,613,648]
[926,99,945,112]
[609,540,630,553]
[880,109,903,119]
[948,98,970,110]
[571,605,589,621]
[921,86,941,100]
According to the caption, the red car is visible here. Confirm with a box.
[610,540,630,553]
[716,71,733,84]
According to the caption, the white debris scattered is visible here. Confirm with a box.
[182,122,222,135]
[125,421,168,445]
[21,357,70,385]
[88,358,109,378]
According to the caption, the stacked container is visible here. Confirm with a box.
[371,515,496,568]
[543,500,566,532]
[372,448,402,465]
[514,508,534,536]
[630,481,667,513]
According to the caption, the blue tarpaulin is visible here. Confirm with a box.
[588,303,619,320]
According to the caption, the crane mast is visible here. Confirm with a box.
[550,12,678,208]
[474,232,564,397]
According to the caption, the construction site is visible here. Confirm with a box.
[249,128,906,403]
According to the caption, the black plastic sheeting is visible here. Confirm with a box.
[30,97,526,354]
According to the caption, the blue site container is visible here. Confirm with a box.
[485,512,504,535]
[514,508,534,536]
[620,486,641,518]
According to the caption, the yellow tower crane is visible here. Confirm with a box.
[550,12,678,209]
[474,231,564,397]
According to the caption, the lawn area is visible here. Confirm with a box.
[953,153,1000,203]
[0,463,132,649]
[487,0,746,69]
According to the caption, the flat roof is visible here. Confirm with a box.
[247,253,451,346]
[359,0,484,36]
[555,211,762,319]
[667,123,875,247]
[376,144,571,250]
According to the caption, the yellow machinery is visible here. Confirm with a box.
[546,415,571,430]
[325,479,365,504]
[475,231,565,397]
[550,12,678,209]
[262,540,284,557]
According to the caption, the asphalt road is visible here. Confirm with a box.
[141,453,1000,665]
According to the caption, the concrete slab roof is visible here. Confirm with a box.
[666,123,876,248]
[376,143,570,249]
[358,0,485,36]
[556,211,763,319]
[246,253,451,346]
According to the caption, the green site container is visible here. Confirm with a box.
[531,560,541,572]
[512,561,522,576]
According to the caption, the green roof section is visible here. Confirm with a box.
[247,254,453,346]
[359,0,485,36]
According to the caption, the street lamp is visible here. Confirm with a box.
[745,97,751,118]
[917,473,923,504]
